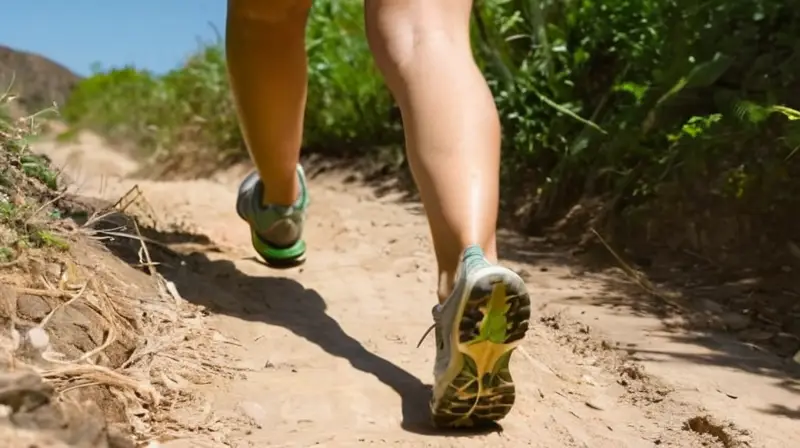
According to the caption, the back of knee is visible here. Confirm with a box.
[228,0,311,23]
[365,10,469,73]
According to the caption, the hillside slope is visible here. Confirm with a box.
[0,44,81,116]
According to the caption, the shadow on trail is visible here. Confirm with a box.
[495,229,800,420]
[308,151,800,391]
[80,208,501,438]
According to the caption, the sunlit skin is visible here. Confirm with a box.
[226,0,501,302]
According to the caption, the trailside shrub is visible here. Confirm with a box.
[62,0,399,160]
[63,0,800,242]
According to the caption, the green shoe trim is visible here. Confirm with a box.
[251,230,306,266]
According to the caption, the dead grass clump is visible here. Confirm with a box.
[1,92,227,446]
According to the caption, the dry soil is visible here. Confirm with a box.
[29,131,800,448]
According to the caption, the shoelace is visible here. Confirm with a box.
[416,323,437,348]
[416,261,467,349]
[416,307,442,348]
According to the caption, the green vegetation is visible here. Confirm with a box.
[1,87,69,262]
[61,0,800,263]
[63,2,399,164]
[476,1,800,217]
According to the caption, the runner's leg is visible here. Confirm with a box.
[226,0,312,266]
[365,0,531,427]
[365,0,501,301]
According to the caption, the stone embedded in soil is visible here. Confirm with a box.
[16,294,52,320]
[771,332,800,357]
[0,371,52,409]
[0,370,134,447]
[785,318,800,336]
[737,328,774,342]
[721,312,750,331]
[700,299,725,314]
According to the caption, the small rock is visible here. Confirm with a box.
[721,312,750,331]
[789,241,800,260]
[784,319,800,337]
[738,328,774,342]
[16,294,51,320]
[26,327,50,350]
[45,263,63,282]
[771,333,800,357]
[700,299,725,314]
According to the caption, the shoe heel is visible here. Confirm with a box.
[431,268,531,428]
[251,231,307,268]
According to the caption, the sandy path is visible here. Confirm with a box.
[33,133,800,447]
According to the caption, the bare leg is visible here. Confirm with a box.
[364,0,501,302]
[226,0,311,206]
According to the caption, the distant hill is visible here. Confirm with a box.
[0,45,82,117]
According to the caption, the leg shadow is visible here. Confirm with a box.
[80,208,500,437]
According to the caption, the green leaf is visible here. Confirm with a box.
[532,88,607,135]
[655,53,734,109]
[684,53,734,89]
[770,105,800,121]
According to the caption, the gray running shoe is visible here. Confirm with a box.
[235,165,309,267]
[420,245,531,428]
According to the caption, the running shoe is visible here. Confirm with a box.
[235,165,309,267]
[420,244,531,428]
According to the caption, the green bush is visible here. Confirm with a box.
[474,0,800,217]
[63,0,800,227]
[63,0,399,160]
[304,1,400,150]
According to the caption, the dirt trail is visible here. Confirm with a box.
[33,133,800,447]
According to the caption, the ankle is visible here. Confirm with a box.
[260,174,301,207]
[437,270,454,304]
[435,243,496,303]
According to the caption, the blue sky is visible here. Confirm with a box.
[0,1,226,76]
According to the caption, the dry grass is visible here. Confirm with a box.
[589,227,686,311]
[1,94,231,446]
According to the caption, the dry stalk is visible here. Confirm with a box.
[24,189,70,225]
[7,184,230,441]
[589,228,685,311]
[41,363,161,406]
[37,282,88,328]
[83,184,142,228]
[12,287,72,298]
[91,229,173,252]
[0,255,24,269]
[133,220,156,277]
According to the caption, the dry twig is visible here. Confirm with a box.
[590,228,685,311]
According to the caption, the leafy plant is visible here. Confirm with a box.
[61,0,800,235]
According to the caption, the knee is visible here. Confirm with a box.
[228,0,311,23]
[365,6,471,75]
